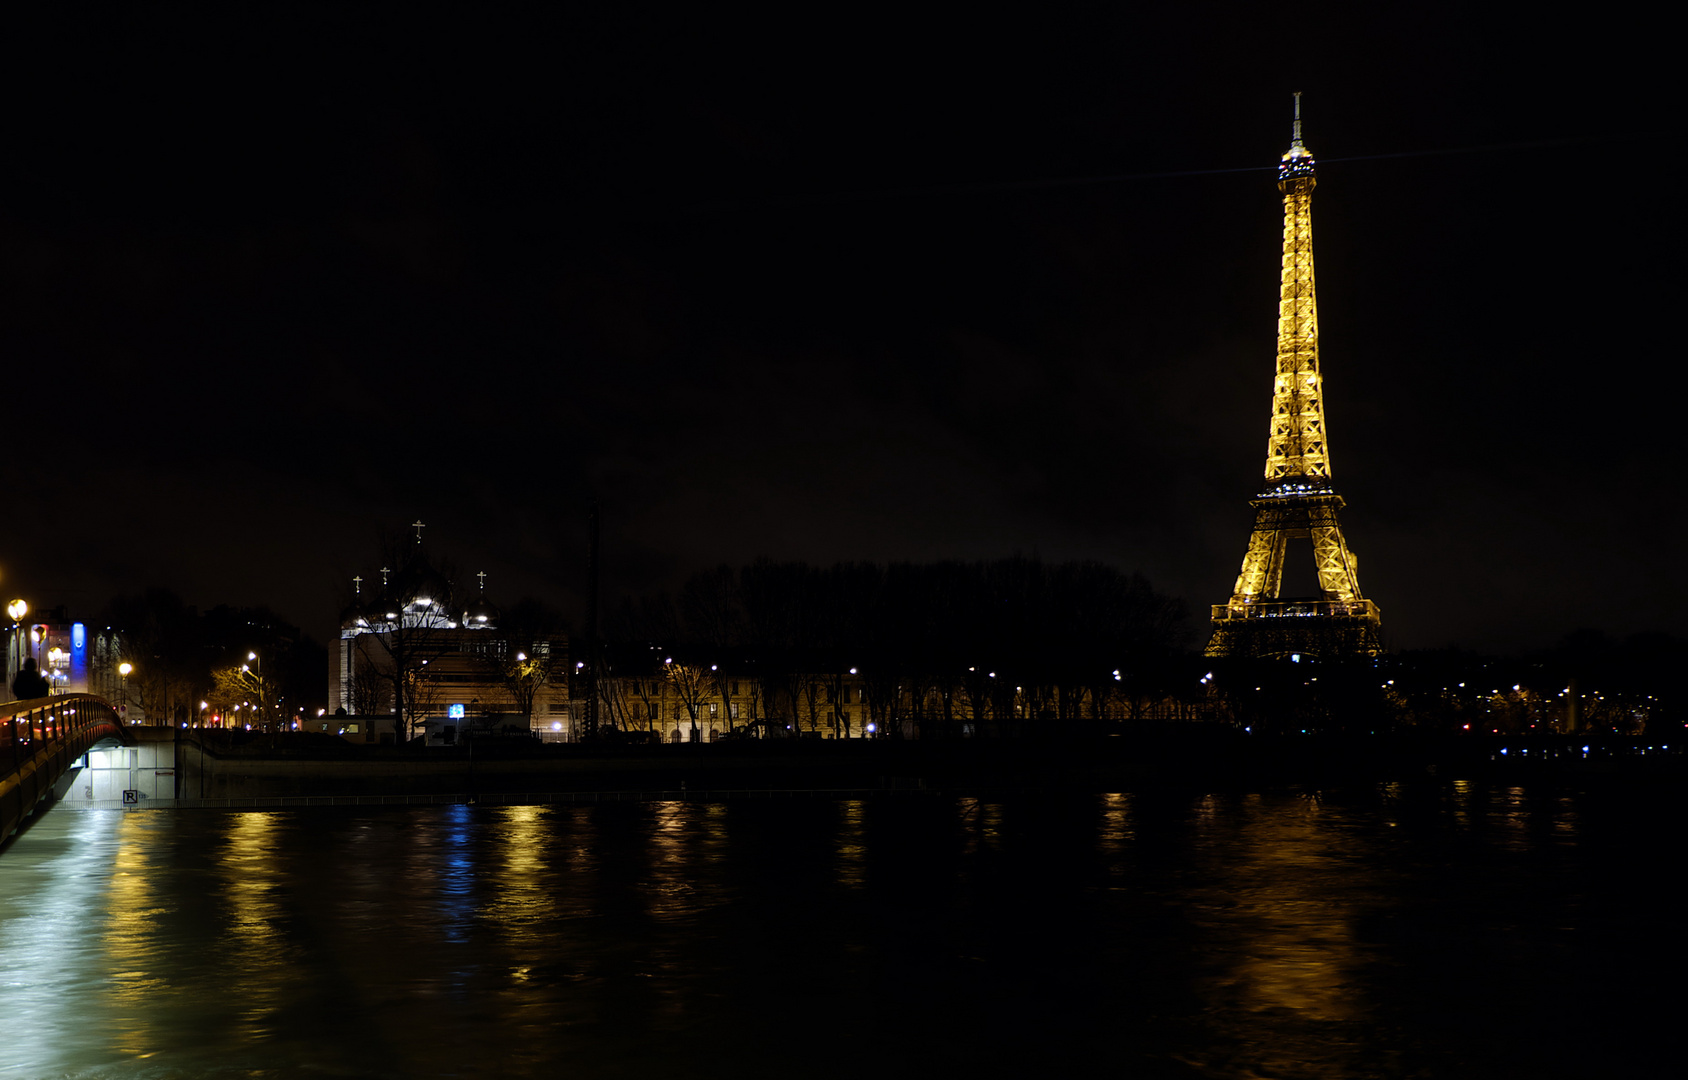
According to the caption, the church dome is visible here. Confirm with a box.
[339,602,372,632]
[464,596,500,629]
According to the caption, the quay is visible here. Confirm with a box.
[18,726,1686,823]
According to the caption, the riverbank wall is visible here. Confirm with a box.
[48,727,1688,813]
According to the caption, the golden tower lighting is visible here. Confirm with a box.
[1206,94,1383,660]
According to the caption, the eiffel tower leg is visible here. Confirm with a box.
[1233,507,1287,600]
[1309,520,1359,601]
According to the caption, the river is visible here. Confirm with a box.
[1,780,1679,1078]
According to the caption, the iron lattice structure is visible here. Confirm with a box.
[1207,96,1382,660]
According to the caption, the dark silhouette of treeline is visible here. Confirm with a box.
[603,556,1191,735]
[99,589,327,727]
[1202,629,1684,736]
[1380,629,1683,736]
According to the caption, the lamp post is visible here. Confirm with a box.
[243,651,266,731]
[118,662,133,723]
[48,647,65,695]
[6,599,25,688]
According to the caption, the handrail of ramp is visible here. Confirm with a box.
[1,694,129,844]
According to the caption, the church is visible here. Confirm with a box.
[328,553,576,745]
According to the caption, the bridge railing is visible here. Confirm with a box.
[2,694,128,844]
[3,694,125,768]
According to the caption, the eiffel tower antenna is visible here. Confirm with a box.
[1206,96,1382,659]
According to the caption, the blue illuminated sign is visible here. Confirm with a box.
[448,703,465,719]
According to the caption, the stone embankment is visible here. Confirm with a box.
[161,728,1685,804]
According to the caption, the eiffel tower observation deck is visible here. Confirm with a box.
[1207,95,1382,660]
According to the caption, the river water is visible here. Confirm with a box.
[0,781,1679,1079]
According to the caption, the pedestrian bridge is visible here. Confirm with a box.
[1,694,129,844]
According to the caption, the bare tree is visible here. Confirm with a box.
[797,675,825,734]
[959,667,995,736]
[597,674,638,735]
[682,566,741,733]
[349,664,387,718]
[352,536,459,744]
[630,676,661,735]
[664,658,712,742]
[740,675,764,731]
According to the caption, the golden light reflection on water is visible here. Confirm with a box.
[1450,778,1475,829]
[215,811,296,1041]
[486,805,557,944]
[1096,792,1135,865]
[101,814,172,1058]
[835,800,866,888]
[1225,828,1359,1017]
[0,782,1644,1079]
[642,800,727,925]
[1180,794,1374,1077]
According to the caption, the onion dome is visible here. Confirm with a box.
[339,601,372,632]
[462,569,499,628]
[383,553,456,627]
[464,598,499,628]
[341,575,376,631]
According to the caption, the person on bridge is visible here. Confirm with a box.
[12,657,49,700]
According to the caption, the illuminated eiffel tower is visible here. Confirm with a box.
[1206,95,1382,659]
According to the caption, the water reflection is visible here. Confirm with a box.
[0,810,127,1075]
[834,799,866,888]
[644,800,707,925]
[0,782,1677,1079]
[102,814,171,1053]
[486,804,556,948]
[1179,795,1374,1077]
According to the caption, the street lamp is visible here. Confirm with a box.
[118,661,134,722]
[48,647,65,694]
[6,599,25,687]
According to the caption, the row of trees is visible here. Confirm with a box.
[101,589,326,729]
[1377,632,1679,736]
[335,534,1678,742]
[596,557,1191,738]
[1197,631,1683,736]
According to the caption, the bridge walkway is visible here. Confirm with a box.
[1,694,129,844]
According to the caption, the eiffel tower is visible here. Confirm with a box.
[1206,95,1382,659]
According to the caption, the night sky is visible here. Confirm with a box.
[3,5,1676,653]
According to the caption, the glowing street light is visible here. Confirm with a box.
[118,661,134,722]
[6,599,25,687]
